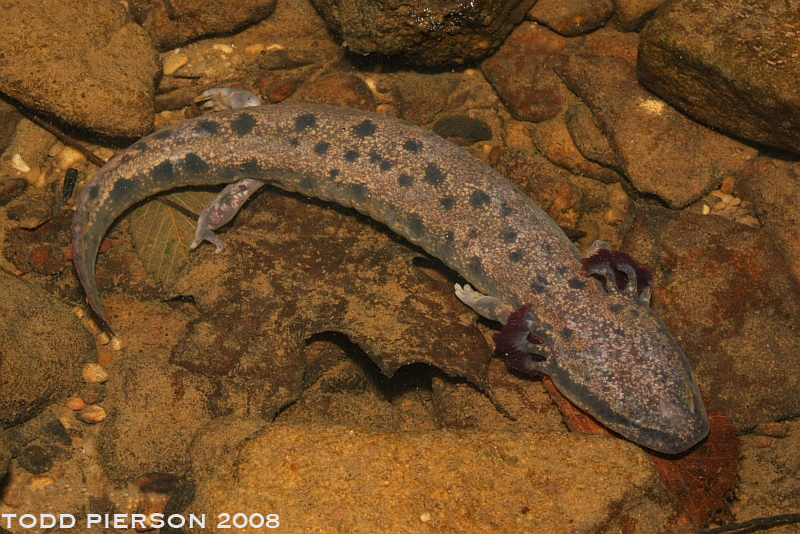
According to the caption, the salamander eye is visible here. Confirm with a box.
[580,243,652,305]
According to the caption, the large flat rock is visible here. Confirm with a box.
[639,0,800,154]
[187,423,691,533]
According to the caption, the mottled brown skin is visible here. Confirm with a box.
[72,104,708,453]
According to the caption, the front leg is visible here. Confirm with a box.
[454,283,515,324]
[191,178,265,251]
[190,87,266,252]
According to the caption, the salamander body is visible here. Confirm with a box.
[71,104,709,453]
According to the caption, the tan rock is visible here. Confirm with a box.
[188,424,688,533]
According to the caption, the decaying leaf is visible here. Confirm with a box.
[129,190,216,284]
[650,409,739,528]
[170,190,493,419]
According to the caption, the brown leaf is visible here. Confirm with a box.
[650,408,739,528]
[544,380,738,529]
[170,191,493,419]
[129,190,216,284]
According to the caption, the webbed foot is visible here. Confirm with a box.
[454,283,515,324]
[493,304,554,377]
[581,240,652,305]
[194,88,262,112]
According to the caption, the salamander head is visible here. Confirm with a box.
[496,291,709,455]
[495,242,709,454]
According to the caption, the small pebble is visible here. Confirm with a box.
[82,363,109,384]
[263,80,297,103]
[702,204,711,215]
[11,153,30,173]
[48,141,64,158]
[77,405,107,424]
[30,246,66,275]
[420,512,431,522]
[55,146,86,170]
[212,43,234,54]
[96,331,111,346]
[720,176,735,194]
[25,165,43,187]
[713,201,727,211]
[730,197,741,207]
[66,397,86,411]
[80,383,107,405]
[110,335,124,351]
[163,53,189,75]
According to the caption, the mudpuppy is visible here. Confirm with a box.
[71,98,709,454]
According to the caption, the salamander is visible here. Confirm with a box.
[71,100,709,454]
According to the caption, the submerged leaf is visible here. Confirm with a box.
[650,408,739,528]
[129,190,216,284]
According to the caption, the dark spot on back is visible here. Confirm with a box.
[629,309,640,319]
[468,229,478,239]
[195,119,219,135]
[439,197,455,210]
[195,120,219,136]
[568,278,587,290]
[329,169,340,179]
[111,177,136,197]
[500,202,514,217]
[609,303,623,314]
[424,163,445,186]
[407,214,425,238]
[241,158,261,175]
[470,190,491,209]
[398,174,414,187]
[368,151,382,164]
[560,327,573,340]
[183,153,209,174]
[151,160,174,181]
[294,113,318,132]
[508,250,523,263]
[379,160,393,172]
[231,112,257,136]
[444,231,455,244]
[556,265,568,276]
[86,185,100,201]
[344,150,359,162]
[502,230,517,243]
[352,120,377,138]
[403,139,422,153]
[314,141,330,155]
[350,184,367,204]
[288,138,299,147]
